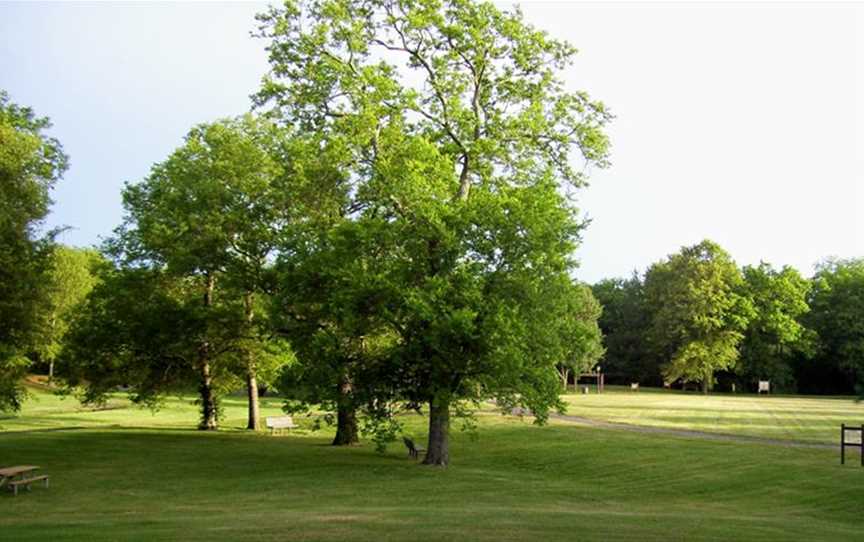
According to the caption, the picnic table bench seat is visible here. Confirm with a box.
[8,475,49,496]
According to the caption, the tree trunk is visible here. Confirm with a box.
[48,315,56,382]
[702,373,710,395]
[199,360,218,430]
[243,292,260,431]
[422,395,451,467]
[333,403,359,446]
[246,371,260,431]
[560,368,570,391]
[198,273,218,431]
[332,371,359,445]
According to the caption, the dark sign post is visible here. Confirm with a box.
[840,424,864,466]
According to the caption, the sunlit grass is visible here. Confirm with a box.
[1,386,862,540]
[0,393,298,434]
[561,386,864,443]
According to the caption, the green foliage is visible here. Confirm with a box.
[561,283,605,372]
[274,219,398,425]
[359,406,405,453]
[738,262,812,391]
[62,267,243,410]
[352,172,591,424]
[546,281,604,388]
[804,258,864,394]
[591,274,660,385]
[32,246,104,374]
[114,115,283,276]
[0,90,68,231]
[255,0,612,193]
[0,353,31,412]
[0,90,68,411]
[644,240,754,391]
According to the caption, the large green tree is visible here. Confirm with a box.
[644,240,753,394]
[111,115,295,429]
[256,0,611,465]
[804,259,864,394]
[737,262,812,392]
[0,90,68,411]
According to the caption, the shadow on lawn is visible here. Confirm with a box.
[0,425,90,434]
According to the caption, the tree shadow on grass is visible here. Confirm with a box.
[0,425,90,434]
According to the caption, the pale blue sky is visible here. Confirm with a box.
[1,1,861,283]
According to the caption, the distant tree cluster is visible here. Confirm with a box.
[593,240,864,395]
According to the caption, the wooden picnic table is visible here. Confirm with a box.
[0,466,43,495]
[2,466,49,496]
[0,465,40,481]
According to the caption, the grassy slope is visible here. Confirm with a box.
[561,387,864,444]
[0,387,862,541]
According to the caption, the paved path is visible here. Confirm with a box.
[508,408,837,449]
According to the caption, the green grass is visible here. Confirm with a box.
[0,385,293,433]
[1,386,862,541]
[561,387,864,443]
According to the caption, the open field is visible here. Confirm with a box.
[1,386,863,541]
[561,387,864,444]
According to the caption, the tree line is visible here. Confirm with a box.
[593,240,864,395]
[0,0,612,467]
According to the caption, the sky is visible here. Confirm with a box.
[1,1,861,283]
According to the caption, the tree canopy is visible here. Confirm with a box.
[0,90,68,411]
[551,281,604,389]
[591,275,660,386]
[63,267,241,409]
[737,262,812,392]
[804,259,864,394]
[644,240,753,393]
[274,221,398,446]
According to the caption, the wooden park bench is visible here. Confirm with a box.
[8,475,49,497]
[265,415,298,434]
[403,437,425,459]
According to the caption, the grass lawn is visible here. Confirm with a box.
[561,387,864,444]
[0,385,862,541]
[0,381,292,433]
